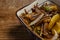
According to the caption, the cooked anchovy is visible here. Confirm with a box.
[40,24,44,36]
[51,30,58,40]
[24,9,28,14]
[30,13,44,26]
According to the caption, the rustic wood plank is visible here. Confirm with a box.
[0,0,35,40]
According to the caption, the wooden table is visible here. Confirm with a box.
[0,0,35,40]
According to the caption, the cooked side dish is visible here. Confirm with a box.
[20,2,60,40]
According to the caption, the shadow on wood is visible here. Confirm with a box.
[7,25,34,40]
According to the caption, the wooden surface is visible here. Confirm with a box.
[0,0,35,40]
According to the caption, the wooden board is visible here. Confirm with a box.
[0,0,35,40]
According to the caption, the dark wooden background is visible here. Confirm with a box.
[0,0,35,40]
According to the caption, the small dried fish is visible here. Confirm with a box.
[24,9,28,14]
[29,13,44,26]
[51,30,58,40]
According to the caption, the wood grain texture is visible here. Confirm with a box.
[0,0,35,40]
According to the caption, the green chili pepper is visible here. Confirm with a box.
[44,6,51,11]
